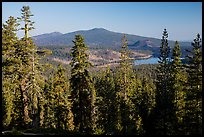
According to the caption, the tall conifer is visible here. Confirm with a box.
[70,35,96,134]
[153,29,177,135]
[2,16,20,129]
[184,34,202,135]
[170,41,187,134]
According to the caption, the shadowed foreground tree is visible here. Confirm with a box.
[151,29,177,135]
[184,33,202,135]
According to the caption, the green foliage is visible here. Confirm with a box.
[17,6,46,128]
[2,6,49,129]
[70,34,95,134]
[2,16,18,129]
[94,67,117,135]
[184,34,202,135]
[138,76,156,134]
[2,6,202,136]
[153,29,177,135]
[18,6,35,38]
[14,6,37,127]
[53,64,74,130]
[43,75,56,129]
[169,41,188,134]
[113,34,145,135]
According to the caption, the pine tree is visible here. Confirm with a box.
[70,34,96,134]
[27,43,45,128]
[11,6,35,127]
[14,6,45,128]
[114,34,144,135]
[153,29,177,135]
[94,67,117,135]
[2,16,20,129]
[139,76,156,135]
[127,74,144,135]
[118,34,133,98]
[115,34,131,134]
[18,6,35,39]
[43,71,56,129]
[184,34,202,135]
[53,64,74,131]
[170,41,187,134]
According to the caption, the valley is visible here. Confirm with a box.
[39,46,151,68]
[34,28,192,68]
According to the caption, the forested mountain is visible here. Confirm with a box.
[32,32,63,40]
[32,28,192,57]
[32,28,191,48]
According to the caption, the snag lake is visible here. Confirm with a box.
[134,57,185,65]
[134,57,159,65]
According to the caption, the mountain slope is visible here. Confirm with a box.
[32,28,192,57]
[33,32,63,40]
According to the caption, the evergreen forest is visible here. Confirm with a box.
[2,6,202,135]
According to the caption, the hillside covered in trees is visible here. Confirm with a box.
[2,6,202,135]
[32,27,192,58]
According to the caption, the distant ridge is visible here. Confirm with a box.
[33,32,63,40]
[32,28,192,57]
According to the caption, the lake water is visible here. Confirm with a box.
[134,57,159,65]
[134,57,185,65]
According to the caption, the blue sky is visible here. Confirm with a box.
[2,2,202,41]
